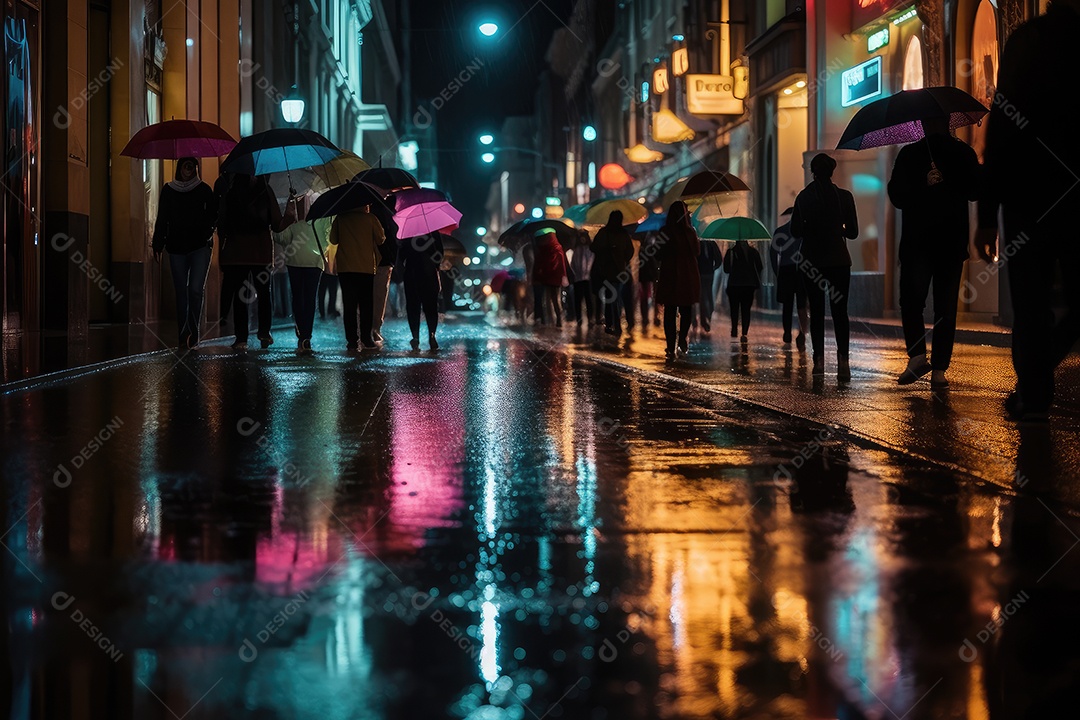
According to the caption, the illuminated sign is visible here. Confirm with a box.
[868,27,890,53]
[892,6,918,24]
[545,196,562,206]
[686,74,744,115]
[640,81,650,102]
[841,56,882,107]
[653,67,669,94]
[673,48,689,77]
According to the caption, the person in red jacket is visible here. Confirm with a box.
[532,227,568,327]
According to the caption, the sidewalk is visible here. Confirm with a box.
[516,314,1080,501]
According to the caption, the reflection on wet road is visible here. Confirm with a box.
[2,320,1078,719]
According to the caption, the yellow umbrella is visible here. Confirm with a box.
[568,197,649,227]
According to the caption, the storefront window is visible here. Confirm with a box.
[970,0,998,160]
[902,36,924,90]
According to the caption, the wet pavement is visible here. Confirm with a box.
[3,316,1079,719]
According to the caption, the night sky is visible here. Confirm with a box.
[407,0,578,231]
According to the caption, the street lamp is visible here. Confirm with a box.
[479,133,494,145]
[281,86,305,124]
[478,22,498,37]
[476,226,487,236]
[481,152,496,164]
[531,207,543,219]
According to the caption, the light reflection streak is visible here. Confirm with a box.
[480,584,500,683]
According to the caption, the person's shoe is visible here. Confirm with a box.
[795,333,806,352]
[702,321,711,333]
[346,341,359,351]
[740,335,748,343]
[897,355,931,385]
[730,328,738,338]
[676,339,688,356]
[299,338,312,352]
[231,340,248,350]
[930,369,949,389]
[429,334,439,351]
[410,337,421,351]
[1005,391,1049,423]
[665,347,675,359]
[812,355,825,375]
[837,356,851,382]
[361,342,379,351]
[258,334,274,349]
[782,332,792,345]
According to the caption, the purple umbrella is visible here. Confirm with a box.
[837,87,988,150]
[394,188,449,211]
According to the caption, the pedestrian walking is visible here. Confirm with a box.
[791,153,859,380]
[696,238,723,333]
[889,115,980,389]
[400,232,445,350]
[330,204,384,350]
[620,240,639,332]
[318,272,340,319]
[975,0,1080,421]
[770,208,808,350]
[370,202,398,344]
[273,195,329,351]
[532,227,569,327]
[217,173,287,349]
[569,232,595,327]
[656,201,701,358]
[151,157,217,349]
[638,231,661,328]
[723,239,763,341]
[591,211,635,336]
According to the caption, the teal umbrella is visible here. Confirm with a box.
[699,216,771,241]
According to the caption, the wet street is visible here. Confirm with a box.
[3,316,1080,719]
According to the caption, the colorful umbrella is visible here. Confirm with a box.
[306,181,389,220]
[699,216,772,242]
[837,87,988,150]
[221,128,342,176]
[632,212,666,238]
[267,150,370,202]
[354,167,420,193]
[564,197,649,227]
[393,201,463,238]
[394,187,449,211]
[120,119,237,159]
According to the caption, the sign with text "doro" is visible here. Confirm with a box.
[686,74,744,116]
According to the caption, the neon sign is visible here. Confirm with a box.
[841,56,882,107]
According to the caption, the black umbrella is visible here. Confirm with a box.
[497,219,578,250]
[394,187,449,211]
[353,167,419,193]
[679,171,751,197]
[837,87,988,150]
[306,181,389,220]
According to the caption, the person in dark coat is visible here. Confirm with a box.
[532,227,568,327]
[638,231,662,328]
[656,201,701,358]
[696,239,723,332]
[399,231,444,350]
[152,157,218,349]
[888,116,980,389]
[975,0,1080,421]
[791,153,859,380]
[770,207,808,350]
[217,173,286,349]
[591,211,635,336]
[723,239,763,340]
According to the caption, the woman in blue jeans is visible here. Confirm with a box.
[152,157,218,349]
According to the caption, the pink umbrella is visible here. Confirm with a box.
[120,119,237,159]
[393,201,463,239]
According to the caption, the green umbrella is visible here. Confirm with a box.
[699,216,771,242]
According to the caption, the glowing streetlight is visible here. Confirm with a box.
[478,22,498,37]
[476,226,488,236]
[479,133,494,145]
[476,245,487,254]
[582,125,597,142]
[481,152,496,164]
[531,207,543,219]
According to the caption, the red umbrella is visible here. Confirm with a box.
[490,270,512,293]
[120,119,237,159]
